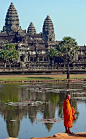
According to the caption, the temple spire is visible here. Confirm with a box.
[27,22,36,35]
[2,2,22,34]
[42,15,55,41]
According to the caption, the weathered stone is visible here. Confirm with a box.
[42,15,55,42]
[53,132,69,138]
[2,2,22,34]
[27,22,36,35]
[0,2,85,70]
[33,132,86,139]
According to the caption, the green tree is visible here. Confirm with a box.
[0,43,19,70]
[57,36,79,79]
[47,48,59,67]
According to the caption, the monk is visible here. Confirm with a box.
[63,94,76,134]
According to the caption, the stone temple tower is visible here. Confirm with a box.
[42,15,55,42]
[2,2,22,34]
[27,22,36,35]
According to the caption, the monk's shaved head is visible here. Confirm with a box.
[66,94,71,100]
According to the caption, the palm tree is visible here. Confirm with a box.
[57,36,79,79]
[0,49,9,70]
[0,44,19,70]
[47,48,59,68]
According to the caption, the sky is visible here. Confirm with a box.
[0,0,86,46]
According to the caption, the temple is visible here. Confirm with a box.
[43,15,55,41]
[2,2,22,34]
[0,2,86,70]
[27,22,36,35]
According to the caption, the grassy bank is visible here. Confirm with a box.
[0,74,86,82]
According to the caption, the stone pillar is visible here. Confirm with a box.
[43,56,44,62]
[73,63,75,69]
[48,57,50,64]
[64,63,65,69]
[24,56,26,62]
[37,57,39,62]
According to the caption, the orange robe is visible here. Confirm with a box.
[63,98,76,128]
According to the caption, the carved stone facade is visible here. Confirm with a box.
[0,2,86,70]
[2,2,22,34]
[27,22,36,35]
[43,15,55,42]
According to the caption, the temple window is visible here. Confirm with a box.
[34,57,37,62]
[44,57,48,61]
[20,55,24,62]
[28,56,29,61]
[30,57,33,61]
[39,57,43,61]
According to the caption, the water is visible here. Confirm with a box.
[0,82,86,139]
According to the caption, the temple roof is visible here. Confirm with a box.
[43,15,54,31]
[2,2,22,34]
[27,22,36,35]
[5,2,19,27]
[42,15,55,41]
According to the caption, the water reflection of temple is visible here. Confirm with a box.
[5,110,21,137]
[0,83,80,137]
[44,103,56,131]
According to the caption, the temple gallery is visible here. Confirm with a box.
[0,2,86,70]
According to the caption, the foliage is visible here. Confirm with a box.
[47,48,59,66]
[57,36,79,63]
[47,48,59,58]
[47,37,79,79]
[57,36,79,79]
[0,43,19,69]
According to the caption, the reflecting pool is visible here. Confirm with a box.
[0,82,86,139]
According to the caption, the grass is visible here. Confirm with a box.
[0,74,86,82]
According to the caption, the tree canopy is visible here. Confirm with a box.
[0,43,19,69]
[57,36,79,63]
[57,36,79,79]
[47,36,79,79]
[47,48,59,58]
[47,48,59,66]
